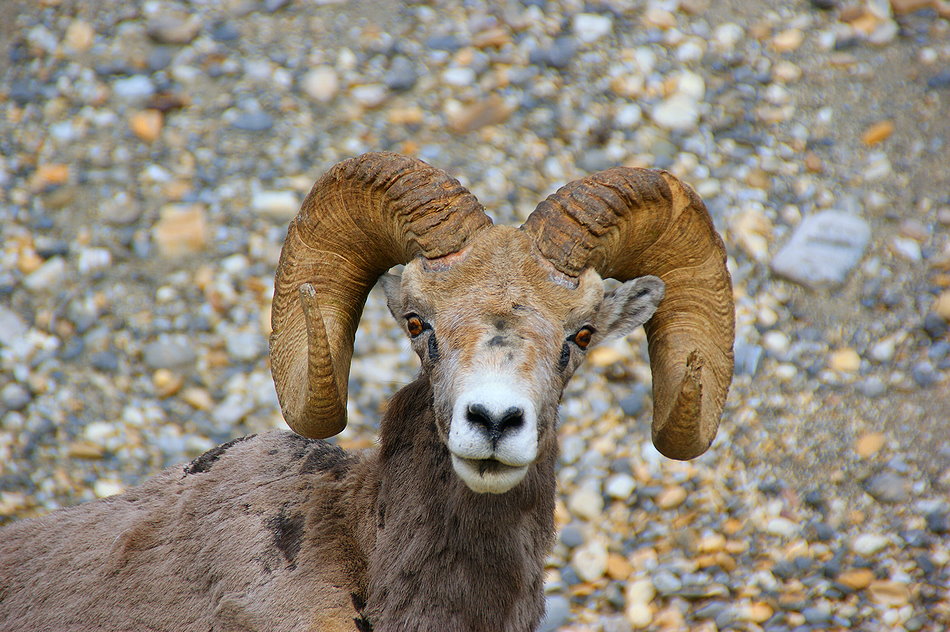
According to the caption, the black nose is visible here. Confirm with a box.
[466,404,525,441]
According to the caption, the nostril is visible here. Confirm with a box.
[499,407,524,432]
[466,404,493,430]
[466,403,525,439]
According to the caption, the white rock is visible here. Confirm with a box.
[626,602,652,628]
[24,257,66,291]
[77,247,112,275]
[112,75,156,102]
[674,71,705,100]
[301,66,338,102]
[0,305,29,348]
[571,538,608,582]
[762,331,790,355]
[770,210,871,289]
[351,84,388,108]
[891,237,921,262]
[765,517,799,538]
[615,104,642,128]
[567,485,604,520]
[713,23,743,51]
[651,95,699,132]
[252,190,300,220]
[625,578,655,605]
[94,479,125,498]
[852,533,889,556]
[442,67,476,87]
[573,13,613,43]
[605,473,637,499]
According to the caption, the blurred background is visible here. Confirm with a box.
[0,0,948,629]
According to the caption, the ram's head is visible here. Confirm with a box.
[270,153,734,493]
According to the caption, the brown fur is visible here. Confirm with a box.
[0,379,554,632]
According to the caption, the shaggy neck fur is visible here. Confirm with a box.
[349,378,557,632]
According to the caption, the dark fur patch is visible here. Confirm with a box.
[182,435,255,475]
[351,592,373,631]
[298,440,351,479]
[267,507,304,569]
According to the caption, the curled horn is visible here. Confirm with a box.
[522,168,734,460]
[270,152,492,438]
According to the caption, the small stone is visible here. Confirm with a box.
[0,305,29,348]
[94,479,125,498]
[923,313,949,339]
[442,68,476,87]
[446,95,512,134]
[152,204,208,257]
[867,580,910,605]
[651,96,700,132]
[625,578,655,605]
[572,538,608,582]
[852,533,889,555]
[829,348,861,373]
[656,485,687,509]
[530,37,576,69]
[181,387,214,410]
[605,473,637,499]
[746,603,773,623]
[112,75,156,102]
[606,554,633,580]
[539,595,571,632]
[559,523,585,548]
[144,335,197,370]
[771,211,871,288]
[67,441,105,459]
[24,256,66,291]
[864,471,911,503]
[911,361,939,387]
[147,13,201,45]
[153,369,184,397]
[772,28,805,52]
[385,56,418,91]
[588,346,624,367]
[130,109,163,142]
[925,509,949,534]
[1,383,31,411]
[765,517,800,538]
[568,485,604,520]
[933,291,950,321]
[652,570,682,595]
[837,568,875,590]
[855,432,885,458]
[232,111,273,132]
[33,163,70,189]
[301,66,339,103]
[252,190,299,220]
[210,20,240,42]
[573,13,613,43]
[890,236,922,261]
[625,603,652,629]
[352,84,388,108]
[226,330,265,362]
[65,19,95,52]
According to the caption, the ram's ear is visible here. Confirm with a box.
[379,273,403,320]
[595,275,665,341]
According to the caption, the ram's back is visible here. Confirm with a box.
[0,431,371,632]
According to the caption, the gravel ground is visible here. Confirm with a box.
[1,0,949,630]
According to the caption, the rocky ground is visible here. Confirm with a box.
[1,0,948,630]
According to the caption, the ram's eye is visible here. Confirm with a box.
[406,316,426,338]
[571,326,594,350]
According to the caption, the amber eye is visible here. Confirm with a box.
[572,327,594,350]
[406,316,425,338]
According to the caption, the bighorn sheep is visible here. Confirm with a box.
[0,153,734,631]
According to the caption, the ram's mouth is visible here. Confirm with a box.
[450,454,529,494]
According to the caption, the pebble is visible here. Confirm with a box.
[650,96,700,132]
[652,570,682,595]
[385,56,418,91]
[0,305,29,347]
[539,595,571,632]
[828,348,861,373]
[854,432,885,458]
[837,567,874,590]
[112,76,156,102]
[862,120,895,145]
[934,291,950,321]
[1,383,31,411]
[351,84,388,109]
[146,13,201,45]
[152,204,208,257]
[770,210,871,288]
[605,473,636,499]
[65,20,95,52]
[93,479,125,498]
[301,66,339,103]
[567,485,604,520]
[23,257,66,291]
[252,190,300,220]
[864,471,911,503]
[573,13,613,43]
[852,533,889,555]
[772,28,805,52]
[655,485,687,509]
[226,330,266,362]
[130,110,163,142]
[625,603,652,629]
[231,112,274,132]
[765,517,800,538]
[143,336,197,370]
[867,580,911,605]
[571,538,608,582]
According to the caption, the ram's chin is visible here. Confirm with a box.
[451,455,529,494]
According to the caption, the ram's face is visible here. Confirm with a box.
[382,226,664,494]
